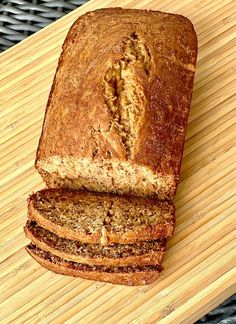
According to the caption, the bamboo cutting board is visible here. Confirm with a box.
[0,0,235,322]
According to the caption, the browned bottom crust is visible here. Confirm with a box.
[24,221,166,266]
[26,244,162,286]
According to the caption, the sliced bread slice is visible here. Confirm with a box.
[26,244,162,286]
[28,189,175,244]
[25,220,166,266]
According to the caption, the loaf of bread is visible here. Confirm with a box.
[25,221,166,266]
[25,8,198,286]
[26,244,162,285]
[28,189,175,244]
[36,8,197,200]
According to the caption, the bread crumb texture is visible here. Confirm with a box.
[39,158,174,199]
[33,189,173,234]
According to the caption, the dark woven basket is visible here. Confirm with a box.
[0,0,86,51]
[0,1,235,323]
[196,295,236,324]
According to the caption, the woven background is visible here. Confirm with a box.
[0,0,86,51]
[0,1,235,323]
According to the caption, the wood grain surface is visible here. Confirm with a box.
[0,0,236,323]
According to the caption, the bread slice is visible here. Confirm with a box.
[28,189,175,244]
[35,8,197,200]
[25,220,166,266]
[26,244,162,286]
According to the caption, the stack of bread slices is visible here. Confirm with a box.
[24,8,197,286]
[25,190,175,285]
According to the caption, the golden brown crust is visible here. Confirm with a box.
[24,222,166,266]
[27,189,175,244]
[35,8,198,198]
[26,244,161,286]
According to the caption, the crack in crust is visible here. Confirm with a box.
[103,32,151,158]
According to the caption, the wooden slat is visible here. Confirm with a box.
[0,0,235,322]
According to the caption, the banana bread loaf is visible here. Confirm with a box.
[26,244,162,285]
[35,8,197,200]
[28,189,175,244]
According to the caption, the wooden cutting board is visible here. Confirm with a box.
[0,0,235,322]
